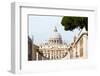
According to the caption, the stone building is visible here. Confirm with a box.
[28,27,88,60]
[38,26,70,60]
[28,36,32,60]
[70,27,88,59]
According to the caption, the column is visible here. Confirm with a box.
[83,35,87,58]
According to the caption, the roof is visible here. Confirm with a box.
[73,27,88,45]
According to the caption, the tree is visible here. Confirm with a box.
[61,16,88,31]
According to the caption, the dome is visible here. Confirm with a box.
[49,31,62,40]
[48,26,62,44]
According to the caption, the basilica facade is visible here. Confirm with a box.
[28,26,88,61]
[38,27,70,60]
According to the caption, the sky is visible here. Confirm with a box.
[28,15,80,44]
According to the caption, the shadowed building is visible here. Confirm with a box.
[70,27,88,59]
[32,44,43,60]
[28,36,32,60]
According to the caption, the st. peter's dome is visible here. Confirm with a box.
[48,26,62,44]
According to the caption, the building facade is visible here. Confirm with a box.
[38,27,70,60]
[70,27,88,59]
[28,36,32,60]
[28,27,88,60]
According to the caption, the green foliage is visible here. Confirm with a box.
[61,16,88,31]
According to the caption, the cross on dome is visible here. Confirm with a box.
[54,26,58,32]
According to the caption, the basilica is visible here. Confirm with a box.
[28,26,88,61]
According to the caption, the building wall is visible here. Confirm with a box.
[32,44,44,60]
[28,37,32,61]
[39,45,69,60]
[82,34,88,58]
[75,34,88,59]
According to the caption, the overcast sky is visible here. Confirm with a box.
[28,15,79,44]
